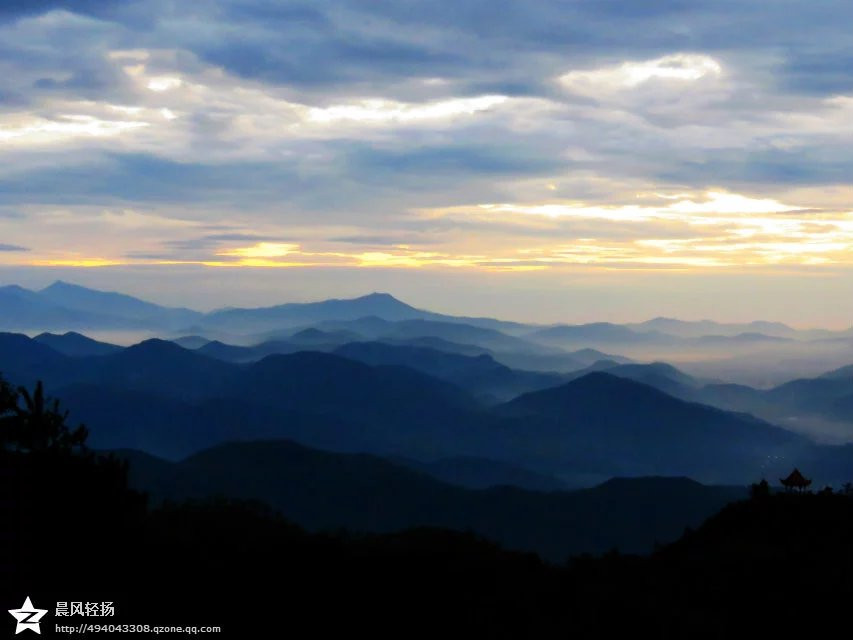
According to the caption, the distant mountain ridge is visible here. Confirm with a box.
[204,291,531,334]
[2,281,848,344]
[0,281,200,331]
[34,331,121,357]
[117,439,748,560]
[4,330,844,484]
[626,317,799,338]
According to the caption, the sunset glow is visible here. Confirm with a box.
[2,2,853,323]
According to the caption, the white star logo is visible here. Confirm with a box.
[8,597,47,635]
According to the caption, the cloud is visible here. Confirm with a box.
[0,244,29,251]
[559,54,723,93]
[329,234,432,246]
[1,0,853,290]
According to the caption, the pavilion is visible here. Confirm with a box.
[780,469,812,493]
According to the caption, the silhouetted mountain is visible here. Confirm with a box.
[1,335,236,401]
[118,439,747,560]
[568,348,633,366]
[233,352,482,457]
[818,363,853,380]
[289,327,364,345]
[310,316,551,354]
[170,335,212,349]
[1,333,486,460]
[190,330,617,376]
[649,492,853,634]
[500,372,806,482]
[63,384,371,459]
[39,280,201,328]
[76,339,236,401]
[204,292,429,331]
[0,285,121,330]
[828,394,853,422]
[382,335,491,356]
[33,331,120,357]
[378,332,620,373]
[0,332,70,385]
[566,361,701,399]
[0,282,199,330]
[691,366,853,437]
[767,375,853,411]
[194,339,255,361]
[691,332,792,345]
[8,424,852,638]
[5,331,851,484]
[394,455,568,491]
[203,291,535,335]
[530,321,807,355]
[333,341,565,401]
[627,317,798,338]
[527,323,676,349]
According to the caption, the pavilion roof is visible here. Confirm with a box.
[780,468,811,487]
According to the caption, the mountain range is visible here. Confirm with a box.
[3,281,853,485]
[117,439,747,560]
[3,329,852,486]
[0,281,200,330]
[5,281,853,572]
[4,281,851,348]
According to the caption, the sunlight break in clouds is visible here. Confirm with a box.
[666,192,801,215]
[307,95,508,124]
[0,114,149,145]
[146,76,183,92]
[218,243,300,259]
[423,191,853,268]
[462,192,802,221]
[559,53,723,91]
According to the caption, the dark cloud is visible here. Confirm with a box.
[654,148,853,187]
[197,30,463,90]
[0,154,302,206]
[4,0,853,100]
[343,143,562,179]
[0,0,158,29]
[0,1,113,19]
[330,234,430,245]
[782,51,853,95]
[1,0,853,249]
[0,244,28,252]
[164,233,289,251]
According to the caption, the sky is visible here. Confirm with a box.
[1,1,853,325]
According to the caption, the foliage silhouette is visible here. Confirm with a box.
[749,478,771,499]
[13,380,88,453]
[3,376,853,637]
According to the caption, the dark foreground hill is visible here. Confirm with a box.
[6,442,853,637]
[4,379,852,638]
[117,439,746,561]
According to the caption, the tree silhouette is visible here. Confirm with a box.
[0,375,20,449]
[749,478,771,499]
[1,378,88,453]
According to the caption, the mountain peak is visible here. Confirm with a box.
[125,338,187,355]
[363,292,397,299]
[0,284,34,294]
[41,280,80,292]
[354,292,406,305]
